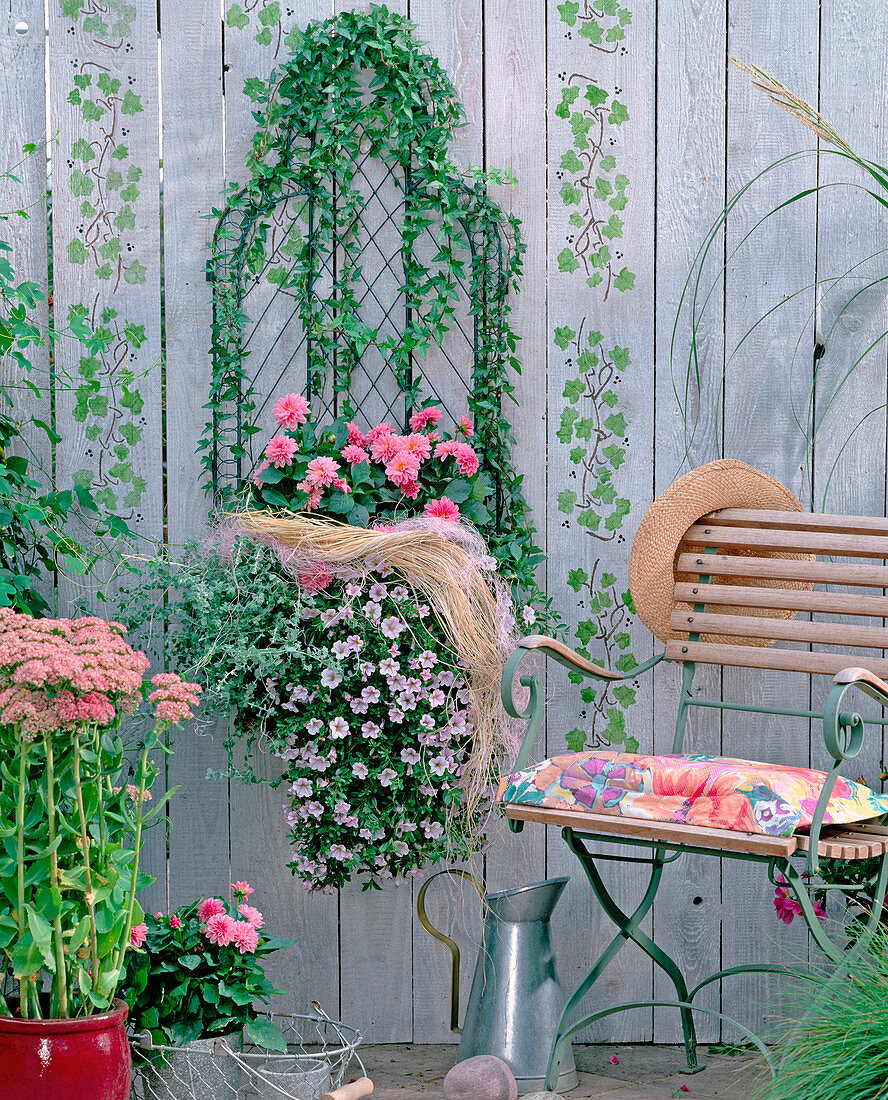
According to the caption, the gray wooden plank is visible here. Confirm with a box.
[0,4,52,611]
[721,0,821,1040]
[651,0,727,1043]
[159,0,231,911]
[47,0,166,914]
[223,0,344,1023]
[545,0,655,1044]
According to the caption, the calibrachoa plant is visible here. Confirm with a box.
[0,608,201,1019]
[120,882,293,1050]
[252,396,491,532]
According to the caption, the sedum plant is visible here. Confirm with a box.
[0,608,200,1018]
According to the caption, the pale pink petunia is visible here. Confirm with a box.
[265,435,298,468]
[232,920,260,954]
[341,444,370,466]
[129,922,148,948]
[424,497,460,522]
[378,767,398,787]
[305,456,340,487]
[273,392,310,427]
[198,897,226,923]
[408,407,443,431]
[238,904,265,929]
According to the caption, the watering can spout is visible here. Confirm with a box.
[417,871,578,1095]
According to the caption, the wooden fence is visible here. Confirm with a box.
[3,0,888,1044]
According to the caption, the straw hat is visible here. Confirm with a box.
[628,459,812,645]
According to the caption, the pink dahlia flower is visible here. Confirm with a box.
[408,407,443,431]
[434,439,459,459]
[399,479,420,500]
[341,444,370,466]
[458,416,473,436]
[129,922,148,948]
[370,433,404,465]
[305,456,340,487]
[205,912,238,946]
[265,435,298,468]
[402,433,432,462]
[366,421,392,443]
[385,452,420,487]
[332,476,350,493]
[453,442,479,475]
[273,392,310,428]
[232,920,260,954]
[424,497,460,522]
[198,897,226,923]
[252,459,270,487]
[346,421,368,447]
[238,904,265,929]
[231,880,254,898]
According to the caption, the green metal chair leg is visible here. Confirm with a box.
[543,829,702,1090]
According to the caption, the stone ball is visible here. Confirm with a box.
[442,1055,518,1100]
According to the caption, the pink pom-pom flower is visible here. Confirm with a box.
[205,912,238,946]
[129,923,148,948]
[265,435,299,469]
[272,392,310,428]
[424,497,460,522]
[198,897,226,924]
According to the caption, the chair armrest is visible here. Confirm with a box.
[834,666,888,707]
[513,634,623,680]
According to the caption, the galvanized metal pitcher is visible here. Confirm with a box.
[417,871,578,1094]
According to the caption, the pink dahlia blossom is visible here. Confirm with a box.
[366,421,392,443]
[341,444,370,466]
[298,565,335,593]
[231,880,254,898]
[458,416,473,436]
[129,923,148,948]
[232,920,260,954]
[434,439,459,459]
[169,915,182,929]
[402,433,432,461]
[346,421,367,447]
[370,433,404,465]
[332,476,350,493]
[408,407,443,431]
[205,912,238,946]
[265,435,298,468]
[385,452,421,487]
[400,479,420,500]
[305,456,340,487]
[252,459,270,487]
[273,392,310,428]
[238,904,265,929]
[453,442,479,475]
[198,897,226,923]
[424,497,460,522]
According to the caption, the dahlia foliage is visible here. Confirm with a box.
[120,881,293,1049]
[0,608,201,1019]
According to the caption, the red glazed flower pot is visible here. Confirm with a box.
[0,998,132,1100]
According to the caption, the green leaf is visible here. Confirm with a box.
[611,345,631,370]
[613,685,637,708]
[565,728,586,753]
[82,100,105,123]
[567,567,589,592]
[124,259,147,285]
[555,86,580,120]
[614,267,636,292]
[557,489,576,514]
[71,137,95,163]
[114,205,136,232]
[26,906,55,969]
[601,572,616,588]
[608,100,630,125]
[601,707,625,744]
[120,423,142,445]
[569,446,585,464]
[594,177,613,200]
[557,0,579,24]
[226,2,250,29]
[604,411,627,436]
[560,181,582,206]
[576,508,600,531]
[600,154,617,172]
[560,149,583,173]
[557,248,579,274]
[66,239,89,265]
[562,378,585,403]
[621,589,636,613]
[579,18,604,44]
[121,90,143,115]
[602,443,625,469]
[584,83,609,109]
[258,0,281,25]
[554,325,576,350]
[602,214,624,240]
[255,26,272,44]
[244,1016,289,1052]
[556,407,579,444]
[68,169,93,197]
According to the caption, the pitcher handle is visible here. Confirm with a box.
[416,868,485,1033]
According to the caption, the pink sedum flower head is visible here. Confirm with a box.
[232,920,260,954]
[231,880,254,898]
[205,912,238,946]
[198,897,226,923]
[408,406,443,431]
[265,434,299,469]
[238,904,265,929]
[149,673,202,723]
[129,922,148,948]
[273,392,310,428]
[424,497,460,522]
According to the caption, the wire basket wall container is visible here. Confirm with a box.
[130,1009,363,1100]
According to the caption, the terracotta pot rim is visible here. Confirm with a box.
[0,997,129,1034]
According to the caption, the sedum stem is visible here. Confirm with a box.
[15,736,28,1019]
[44,734,68,1017]
[72,732,100,992]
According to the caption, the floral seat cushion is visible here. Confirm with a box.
[496,752,888,838]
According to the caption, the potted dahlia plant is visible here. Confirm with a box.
[0,608,201,1100]
[122,881,295,1094]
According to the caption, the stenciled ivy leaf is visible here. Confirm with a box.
[557,489,576,514]
[554,325,576,350]
[565,728,587,753]
[567,567,589,592]
[614,267,635,292]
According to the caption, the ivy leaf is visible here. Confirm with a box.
[601,572,616,588]
[66,240,89,265]
[96,73,121,96]
[604,411,627,436]
[614,632,632,650]
[121,90,143,115]
[565,728,587,753]
[614,267,636,292]
[124,260,147,285]
[122,478,147,508]
[604,498,631,531]
[569,446,585,464]
[579,19,604,44]
[576,349,598,371]
[68,170,93,197]
[71,138,94,163]
[615,654,638,673]
[258,1,281,26]
[82,100,105,123]
[562,378,584,403]
[611,345,631,370]
[584,83,609,109]
[608,100,630,125]
[556,407,579,444]
[555,85,580,120]
[567,567,589,592]
[601,389,618,407]
[114,205,136,232]
[255,26,272,45]
[557,248,579,274]
[613,685,637,709]
[557,489,576,514]
[554,325,576,350]
[621,589,636,613]
[560,181,582,206]
[95,263,112,280]
[600,154,617,172]
[594,177,613,200]
[570,113,593,149]
[601,708,625,744]
[602,443,625,469]
[557,0,580,25]
[576,509,600,531]
[226,3,249,28]
[560,149,583,173]
[602,214,624,240]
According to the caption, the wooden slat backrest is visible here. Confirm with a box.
[671,507,888,675]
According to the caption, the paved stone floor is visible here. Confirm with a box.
[358,1044,765,1100]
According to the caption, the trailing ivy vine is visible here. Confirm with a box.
[206,5,549,617]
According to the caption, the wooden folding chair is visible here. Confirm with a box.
[499,462,888,1089]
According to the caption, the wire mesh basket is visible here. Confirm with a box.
[130,1005,363,1100]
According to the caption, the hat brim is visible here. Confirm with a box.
[628,459,811,645]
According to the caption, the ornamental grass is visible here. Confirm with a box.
[757,924,888,1100]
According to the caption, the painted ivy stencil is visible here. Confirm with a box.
[554,0,639,752]
[57,1,152,518]
[225,0,302,57]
